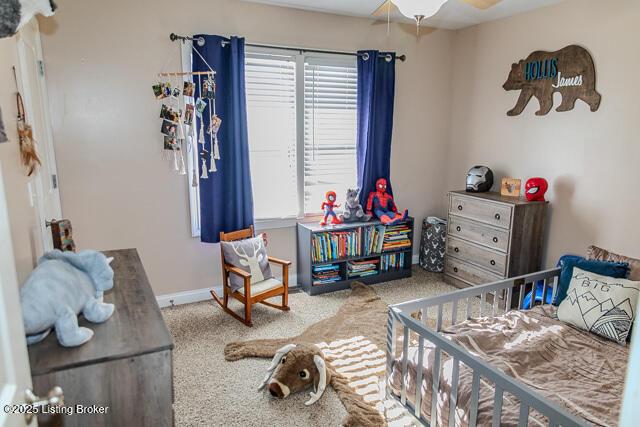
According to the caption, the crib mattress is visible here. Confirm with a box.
[389,306,628,427]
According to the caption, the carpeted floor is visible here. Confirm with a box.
[162,267,457,427]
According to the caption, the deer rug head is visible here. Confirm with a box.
[258,343,330,405]
[224,282,413,427]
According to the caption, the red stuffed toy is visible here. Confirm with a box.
[525,177,549,202]
[320,191,342,226]
[366,178,408,225]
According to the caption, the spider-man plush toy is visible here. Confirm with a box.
[320,191,342,226]
[366,178,408,225]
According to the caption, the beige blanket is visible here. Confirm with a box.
[389,306,628,426]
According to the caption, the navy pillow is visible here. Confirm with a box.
[553,256,629,305]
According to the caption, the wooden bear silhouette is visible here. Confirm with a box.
[503,45,601,116]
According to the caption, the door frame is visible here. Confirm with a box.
[0,161,33,427]
[15,18,62,257]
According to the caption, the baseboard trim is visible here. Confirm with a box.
[157,274,299,308]
[156,258,420,308]
[157,287,212,308]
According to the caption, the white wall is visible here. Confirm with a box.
[37,0,454,295]
[445,0,640,267]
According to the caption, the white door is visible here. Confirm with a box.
[15,18,62,255]
[0,163,33,427]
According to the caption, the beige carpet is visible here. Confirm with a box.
[162,267,457,427]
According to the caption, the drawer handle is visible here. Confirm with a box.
[454,247,460,253]
[494,213,501,220]
[490,260,496,266]
[457,205,463,211]
[453,267,459,273]
[456,226,461,232]
[493,237,499,243]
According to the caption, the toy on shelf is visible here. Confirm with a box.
[366,178,408,225]
[339,188,371,223]
[525,177,549,201]
[320,191,342,226]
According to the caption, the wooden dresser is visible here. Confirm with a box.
[28,248,174,426]
[444,191,547,288]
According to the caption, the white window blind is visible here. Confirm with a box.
[303,58,358,214]
[245,51,298,219]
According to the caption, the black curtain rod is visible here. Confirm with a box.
[169,33,407,62]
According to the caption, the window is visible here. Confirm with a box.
[303,58,358,214]
[245,48,358,222]
[245,51,299,219]
[187,47,358,235]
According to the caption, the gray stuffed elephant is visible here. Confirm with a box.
[20,249,115,347]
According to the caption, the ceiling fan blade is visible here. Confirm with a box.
[372,0,399,18]
[371,17,437,38]
[396,22,437,37]
[460,0,502,10]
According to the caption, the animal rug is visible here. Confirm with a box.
[225,282,415,426]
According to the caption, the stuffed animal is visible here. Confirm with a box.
[20,249,115,347]
[258,343,330,406]
[320,190,341,226]
[339,188,371,223]
[366,178,408,225]
[0,0,57,39]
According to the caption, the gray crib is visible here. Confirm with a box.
[385,267,588,427]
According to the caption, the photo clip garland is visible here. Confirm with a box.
[153,39,219,186]
[192,43,220,181]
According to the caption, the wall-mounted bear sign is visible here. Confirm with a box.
[503,45,601,116]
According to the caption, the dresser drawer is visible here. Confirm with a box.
[446,236,507,275]
[448,215,510,253]
[445,257,503,286]
[449,195,513,229]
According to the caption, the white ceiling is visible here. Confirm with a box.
[241,0,565,30]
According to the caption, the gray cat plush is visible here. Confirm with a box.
[20,249,115,347]
[339,188,371,223]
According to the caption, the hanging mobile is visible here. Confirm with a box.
[191,121,199,186]
[172,150,179,172]
[200,148,209,179]
[207,98,216,172]
[178,138,186,175]
[169,76,180,172]
[175,75,188,175]
[197,73,205,146]
[209,115,222,159]
[210,74,221,161]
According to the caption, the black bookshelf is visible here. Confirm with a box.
[296,218,414,295]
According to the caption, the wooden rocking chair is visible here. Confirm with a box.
[210,225,291,327]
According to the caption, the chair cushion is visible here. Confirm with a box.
[221,236,273,292]
[553,256,629,305]
[237,277,283,296]
[587,245,640,281]
[557,267,640,344]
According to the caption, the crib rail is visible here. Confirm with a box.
[386,267,587,427]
